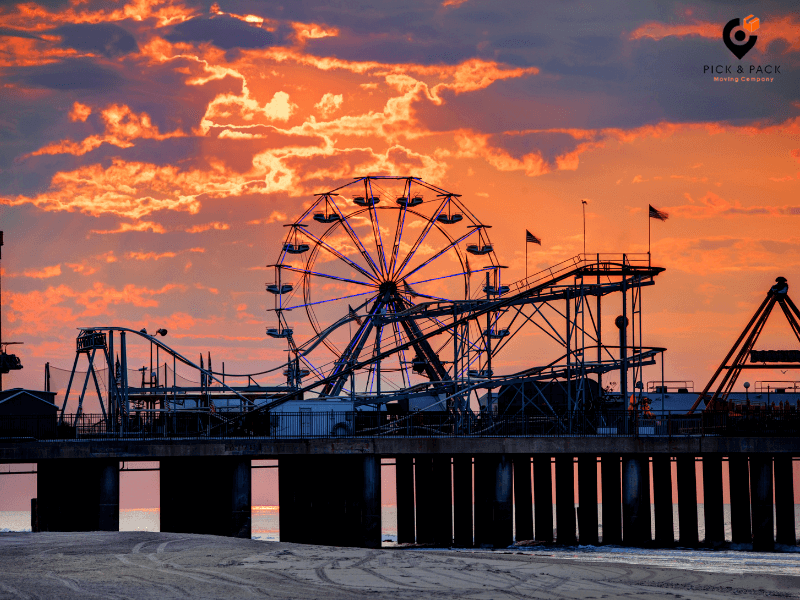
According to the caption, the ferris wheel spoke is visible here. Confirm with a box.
[328,200,384,279]
[392,197,450,279]
[401,228,479,281]
[407,264,493,287]
[286,289,376,311]
[295,226,380,284]
[280,265,377,288]
[365,179,389,278]
[388,181,412,278]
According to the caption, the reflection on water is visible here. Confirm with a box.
[506,546,800,576]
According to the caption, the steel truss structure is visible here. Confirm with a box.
[691,276,800,413]
[58,327,289,431]
[262,176,666,416]
[57,176,666,429]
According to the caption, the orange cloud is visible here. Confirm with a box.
[4,281,187,336]
[125,247,204,260]
[194,282,219,294]
[292,22,340,44]
[91,221,167,235]
[2,157,261,219]
[248,211,287,225]
[69,102,92,122]
[0,0,198,31]
[20,264,62,279]
[185,222,230,233]
[315,93,343,117]
[629,15,800,52]
[653,236,800,275]
[65,262,98,276]
[126,251,177,261]
[668,191,800,218]
[30,103,185,157]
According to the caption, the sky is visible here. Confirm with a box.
[1,0,800,397]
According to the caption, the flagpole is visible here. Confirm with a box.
[582,201,586,255]
[525,238,528,281]
[648,210,651,265]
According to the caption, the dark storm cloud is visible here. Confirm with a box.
[488,131,585,163]
[165,15,278,49]
[52,23,139,58]
[4,58,123,90]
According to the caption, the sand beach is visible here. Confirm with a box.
[0,532,799,599]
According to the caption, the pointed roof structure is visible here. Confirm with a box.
[690,276,800,412]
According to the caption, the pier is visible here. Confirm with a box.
[3,416,798,551]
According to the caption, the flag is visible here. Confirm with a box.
[526,230,541,245]
[649,205,668,221]
[348,304,362,326]
[465,255,472,279]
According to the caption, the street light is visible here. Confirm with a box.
[744,381,750,403]
[149,327,168,388]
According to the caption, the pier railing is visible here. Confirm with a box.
[1,410,798,441]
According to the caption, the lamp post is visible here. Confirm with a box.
[744,381,750,403]
[146,328,168,388]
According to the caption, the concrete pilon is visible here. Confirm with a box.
[36,459,119,532]
[277,455,380,548]
[473,454,492,547]
[395,455,415,543]
[728,454,751,544]
[432,455,453,547]
[577,454,598,545]
[555,455,576,545]
[600,455,622,545]
[474,454,513,548]
[676,454,698,547]
[533,455,553,543]
[621,455,651,546]
[556,454,577,546]
[162,457,251,539]
[750,454,775,551]
[453,455,473,547]
[513,455,533,543]
[414,455,435,544]
[651,455,674,546]
[702,454,725,546]
[774,455,796,546]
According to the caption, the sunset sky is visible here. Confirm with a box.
[2,0,800,395]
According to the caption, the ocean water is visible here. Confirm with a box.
[4,504,800,542]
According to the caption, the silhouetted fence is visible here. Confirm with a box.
[0,410,799,440]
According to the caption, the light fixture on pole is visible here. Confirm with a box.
[148,328,168,388]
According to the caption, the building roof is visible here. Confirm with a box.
[0,388,57,406]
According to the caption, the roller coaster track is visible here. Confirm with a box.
[256,254,664,412]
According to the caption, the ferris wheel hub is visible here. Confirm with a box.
[379,281,398,295]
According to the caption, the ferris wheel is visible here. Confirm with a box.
[267,176,504,400]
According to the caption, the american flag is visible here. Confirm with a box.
[526,230,541,245]
[649,205,669,221]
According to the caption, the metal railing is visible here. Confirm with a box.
[1,409,799,441]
